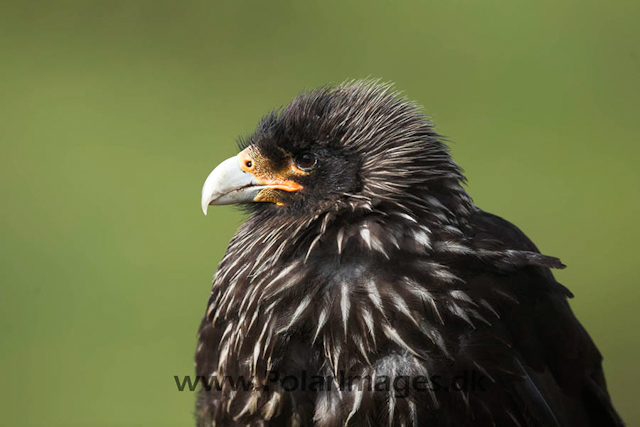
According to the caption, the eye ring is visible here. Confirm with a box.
[295,152,317,171]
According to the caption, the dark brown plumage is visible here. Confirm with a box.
[196,81,623,426]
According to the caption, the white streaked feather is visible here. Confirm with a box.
[480,298,500,318]
[336,227,345,254]
[360,307,377,346]
[345,377,365,424]
[313,304,330,344]
[436,241,471,254]
[279,294,313,333]
[261,390,282,420]
[382,324,421,358]
[449,290,475,304]
[340,282,351,335]
[413,229,431,249]
[365,279,385,313]
[448,302,475,328]
[360,224,372,250]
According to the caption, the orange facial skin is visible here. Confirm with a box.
[238,147,304,205]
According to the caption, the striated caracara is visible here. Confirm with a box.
[196,81,623,426]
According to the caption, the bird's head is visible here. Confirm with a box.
[201,81,471,220]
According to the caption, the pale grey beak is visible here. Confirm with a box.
[200,155,267,215]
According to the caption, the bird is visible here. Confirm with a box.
[196,80,623,426]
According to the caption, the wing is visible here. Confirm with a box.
[306,210,624,426]
[459,210,624,426]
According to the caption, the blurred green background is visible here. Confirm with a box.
[1,0,638,425]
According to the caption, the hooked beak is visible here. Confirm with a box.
[201,148,303,215]
[200,156,265,214]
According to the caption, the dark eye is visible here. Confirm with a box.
[295,153,317,171]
